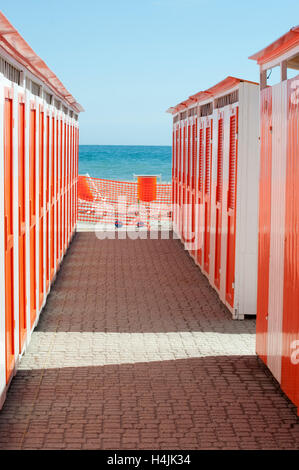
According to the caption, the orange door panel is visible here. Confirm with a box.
[71,125,73,239]
[70,125,73,236]
[68,124,70,243]
[204,121,212,274]
[29,108,37,328]
[50,209,55,278]
[45,116,50,291]
[29,226,36,327]
[56,118,59,265]
[214,117,224,290]
[63,123,67,250]
[39,111,44,309]
[60,120,63,258]
[18,102,27,350]
[67,124,70,243]
[172,129,175,208]
[65,122,68,243]
[4,97,15,382]
[196,126,204,265]
[226,110,238,307]
[50,117,55,280]
[70,125,72,236]
[46,211,49,288]
[256,89,272,363]
[39,210,43,308]
[174,128,179,211]
[56,201,59,265]
[72,126,74,236]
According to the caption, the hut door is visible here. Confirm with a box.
[45,116,50,291]
[39,110,44,309]
[50,117,55,280]
[226,108,238,307]
[214,116,224,290]
[18,102,27,350]
[29,108,37,328]
[196,125,204,266]
[203,119,212,274]
[4,96,15,381]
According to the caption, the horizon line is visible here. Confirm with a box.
[79,144,172,147]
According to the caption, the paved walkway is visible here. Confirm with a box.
[0,232,299,449]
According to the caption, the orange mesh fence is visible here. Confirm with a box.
[77,175,172,228]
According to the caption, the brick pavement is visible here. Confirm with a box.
[0,232,298,449]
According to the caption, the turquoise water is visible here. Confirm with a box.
[79,145,172,182]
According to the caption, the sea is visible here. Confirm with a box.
[78,145,172,183]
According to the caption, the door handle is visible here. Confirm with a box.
[19,206,21,237]
[4,215,8,251]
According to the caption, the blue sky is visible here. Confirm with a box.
[2,1,299,145]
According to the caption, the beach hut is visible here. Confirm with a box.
[0,12,82,408]
[168,77,260,319]
[250,27,299,413]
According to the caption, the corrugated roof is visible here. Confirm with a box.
[0,12,83,113]
[249,26,299,65]
[167,76,258,115]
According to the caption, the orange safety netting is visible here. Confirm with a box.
[77,175,172,228]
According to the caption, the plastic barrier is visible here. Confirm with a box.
[77,176,172,228]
